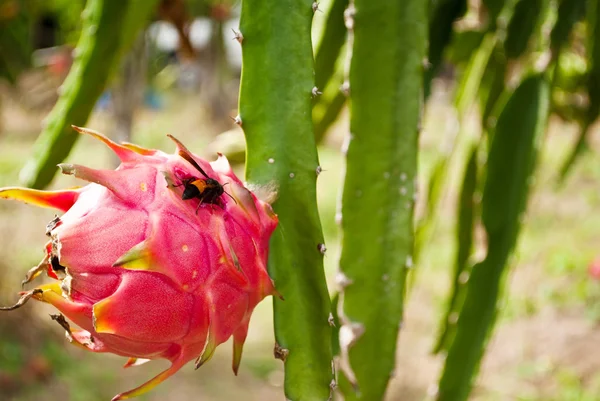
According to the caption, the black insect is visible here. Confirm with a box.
[168,135,235,213]
[180,176,225,205]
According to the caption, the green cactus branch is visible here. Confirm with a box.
[313,65,347,143]
[559,0,600,181]
[238,1,334,400]
[433,143,479,354]
[312,0,349,142]
[314,0,349,93]
[19,0,159,189]
[415,32,496,265]
[504,0,544,60]
[336,0,427,399]
[425,0,467,98]
[436,73,550,401]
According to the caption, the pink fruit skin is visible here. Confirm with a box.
[0,127,278,400]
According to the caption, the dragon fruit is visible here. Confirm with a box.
[0,126,278,400]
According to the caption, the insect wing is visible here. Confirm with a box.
[167,134,211,178]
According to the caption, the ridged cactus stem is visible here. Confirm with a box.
[336,0,427,399]
[238,1,334,400]
[19,0,159,189]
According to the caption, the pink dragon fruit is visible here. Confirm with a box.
[0,126,278,400]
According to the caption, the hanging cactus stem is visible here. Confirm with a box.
[437,73,550,401]
[239,0,334,399]
[336,0,427,398]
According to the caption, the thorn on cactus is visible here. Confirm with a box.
[231,115,243,126]
[318,243,327,254]
[274,342,290,362]
[0,127,279,400]
[312,1,321,13]
[344,5,355,30]
[340,81,350,96]
[312,86,322,98]
[231,28,244,43]
[336,271,353,288]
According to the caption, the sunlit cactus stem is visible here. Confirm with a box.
[336,0,427,399]
[238,0,334,399]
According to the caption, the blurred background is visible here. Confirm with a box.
[1,0,600,400]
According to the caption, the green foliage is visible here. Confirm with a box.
[314,0,348,93]
[43,0,86,44]
[504,0,544,59]
[559,0,600,180]
[433,144,478,354]
[415,32,496,264]
[19,0,159,189]
[482,0,505,28]
[312,0,349,142]
[239,1,334,399]
[550,0,586,53]
[437,73,551,401]
[0,1,33,83]
[425,0,467,97]
[336,0,427,399]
